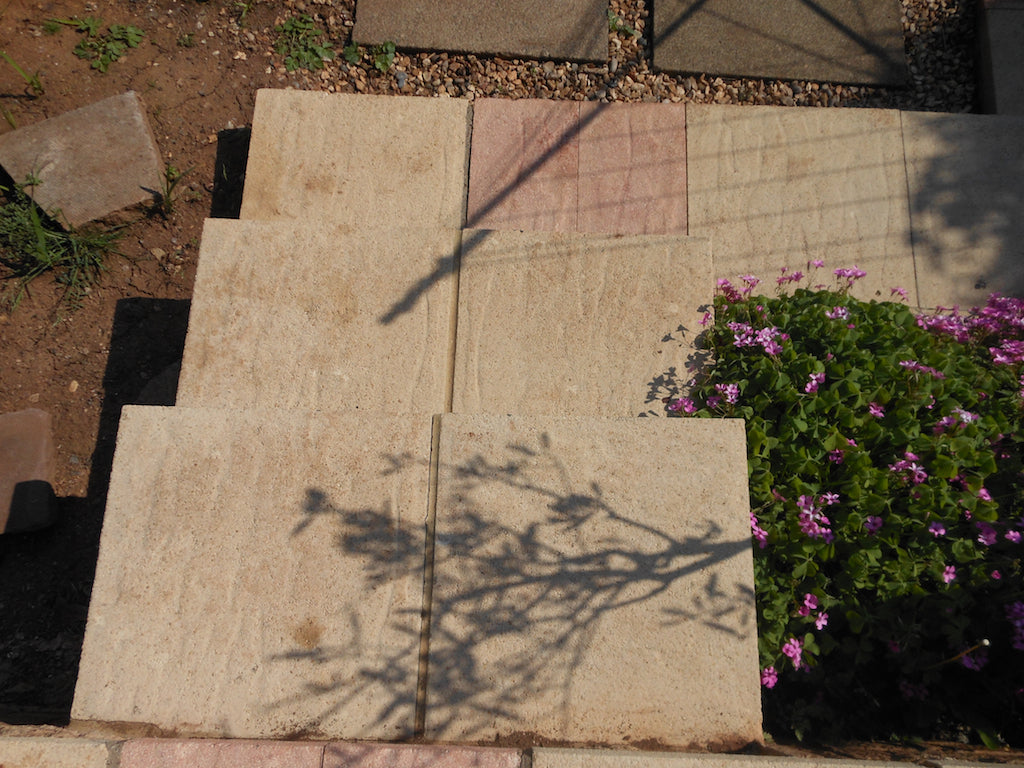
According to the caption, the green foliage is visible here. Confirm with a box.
[607,9,640,38]
[155,164,193,217]
[48,17,145,72]
[0,178,122,308]
[0,50,44,96]
[671,269,1024,744]
[371,41,395,73]
[274,14,334,71]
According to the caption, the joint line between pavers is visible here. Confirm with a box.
[898,110,923,307]
[684,103,690,237]
[415,412,442,735]
[444,230,464,414]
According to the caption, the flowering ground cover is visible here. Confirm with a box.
[667,264,1024,745]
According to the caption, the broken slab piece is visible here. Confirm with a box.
[0,409,57,534]
[0,92,162,228]
[72,406,431,740]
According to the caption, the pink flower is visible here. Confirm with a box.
[797,593,818,616]
[761,666,778,688]
[891,286,908,300]
[716,382,740,405]
[928,522,946,537]
[815,612,829,630]
[668,397,696,414]
[781,637,804,669]
[977,522,998,546]
[828,449,844,464]
[804,372,826,393]
[750,513,768,549]
[978,488,993,502]
[825,306,850,320]
[1007,530,1022,543]
[942,565,957,584]
[868,402,885,418]
[992,570,1002,580]
[865,516,883,534]
[820,492,839,506]
[699,311,712,327]
[809,259,825,269]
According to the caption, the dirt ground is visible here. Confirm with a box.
[2,0,1022,761]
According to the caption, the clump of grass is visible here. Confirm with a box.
[0,178,122,308]
[0,50,44,97]
[154,164,193,217]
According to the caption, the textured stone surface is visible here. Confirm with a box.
[466,99,687,235]
[177,219,459,412]
[0,409,56,534]
[72,406,431,740]
[0,92,162,228]
[977,4,1024,114]
[353,0,608,62]
[426,414,760,747]
[0,737,113,768]
[532,753,921,768]
[652,0,907,85]
[240,91,471,228]
[121,739,324,768]
[687,104,916,303]
[451,229,711,416]
[324,743,524,767]
[902,111,1024,308]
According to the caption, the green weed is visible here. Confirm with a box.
[274,14,334,72]
[0,50,44,97]
[155,164,193,217]
[0,178,122,309]
[607,10,640,38]
[48,17,145,72]
[371,41,395,73]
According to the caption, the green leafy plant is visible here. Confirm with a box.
[608,10,640,38]
[371,41,395,73]
[342,42,360,64]
[176,32,195,48]
[0,50,44,97]
[273,14,334,72]
[155,164,193,217]
[0,178,122,308]
[234,0,255,26]
[666,264,1024,745]
[48,17,145,72]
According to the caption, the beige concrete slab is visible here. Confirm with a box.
[901,111,1024,308]
[425,414,760,748]
[0,91,162,228]
[177,219,459,412]
[0,737,114,768]
[240,90,471,228]
[72,406,431,740]
[532,752,922,768]
[687,104,916,304]
[451,229,712,417]
[466,100,688,235]
[352,0,608,62]
[324,743,524,767]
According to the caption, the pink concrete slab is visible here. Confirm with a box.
[467,100,689,236]
[120,739,324,768]
[324,743,523,768]
[577,102,687,235]
[467,99,580,232]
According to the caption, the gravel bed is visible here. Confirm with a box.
[252,0,976,112]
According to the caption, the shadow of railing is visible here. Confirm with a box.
[280,430,754,742]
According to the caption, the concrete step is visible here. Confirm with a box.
[0,737,116,768]
[452,228,712,416]
[239,90,471,229]
[73,407,758,747]
[426,414,759,749]
[177,219,461,412]
[72,406,434,740]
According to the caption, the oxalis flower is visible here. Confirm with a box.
[865,515,883,535]
[781,637,804,669]
[761,666,778,688]
[804,371,826,394]
[943,565,957,584]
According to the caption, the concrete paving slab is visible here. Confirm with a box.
[0,91,162,228]
[451,229,712,417]
[324,743,524,767]
[239,91,471,228]
[426,414,760,748]
[978,1,1024,115]
[0,409,56,534]
[686,104,916,304]
[352,0,608,62]
[0,736,114,768]
[466,100,687,235]
[176,219,460,412]
[652,0,907,85]
[532,752,922,768]
[72,406,432,740]
[120,738,324,768]
[901,111,1024,308]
